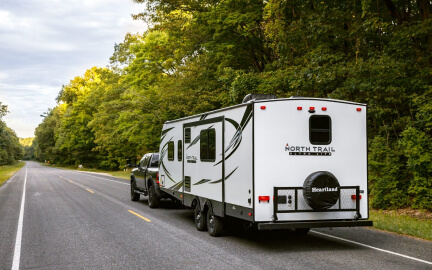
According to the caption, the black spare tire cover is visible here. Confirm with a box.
[303,171,340,210]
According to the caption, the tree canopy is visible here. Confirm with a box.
[33,0,432,210]
[0,102,23,165]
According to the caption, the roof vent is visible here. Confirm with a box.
[242,94,277,103]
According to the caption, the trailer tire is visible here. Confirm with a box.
[130,178,140,201]
[194,202,207,231]
[148,184,160,208]
[207,206,223,237]
[303,171,340,210]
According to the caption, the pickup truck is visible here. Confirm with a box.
[129,153,161,208]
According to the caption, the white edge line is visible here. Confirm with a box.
[311,230,432,265]
[11,165,27,270]
[70,171,129,185]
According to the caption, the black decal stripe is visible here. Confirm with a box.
[161,162,175,183]
[210,167,238,184]
[199,114,208,121]
[159,137,175,183]
[161,127,174,136]
[171,180,184,190]
[186,134,200,150]
[214,107,252,166]
[161,128,174,142]
[193,179,211,185]
[225,118,239,129]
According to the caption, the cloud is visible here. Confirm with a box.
[0,0,146,138]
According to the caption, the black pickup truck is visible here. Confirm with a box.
[129,153,161,208]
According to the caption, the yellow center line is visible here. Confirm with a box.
[128,210,151,222]
[86,189,95,194]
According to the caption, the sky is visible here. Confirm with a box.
[0,0,146,138]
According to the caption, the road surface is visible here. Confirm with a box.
[1,161,431,269]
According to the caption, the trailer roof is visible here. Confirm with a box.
[163,97,367,124]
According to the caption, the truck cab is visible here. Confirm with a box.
[130,153,161,207]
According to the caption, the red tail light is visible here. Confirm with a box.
[322,107,327,111]
[156,173,160,184]
[357,108,362,112]
[297,107,302,110]
[258,196,270,202]
[351,195,362,200]
[260,106,266,110]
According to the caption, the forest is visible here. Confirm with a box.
[28,0,431,210]
[0,102,23,165]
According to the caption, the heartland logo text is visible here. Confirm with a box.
[312,187,338,192]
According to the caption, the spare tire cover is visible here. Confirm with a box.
[303,171,340,210]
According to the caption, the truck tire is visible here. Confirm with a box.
[131,179,140,201]
[194,202,207,231]
[303,171,340,210]
[148,184,160,208]
[207,206,223,237]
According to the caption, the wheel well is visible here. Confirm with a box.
[203,200,210,213]
[192,198,208,213]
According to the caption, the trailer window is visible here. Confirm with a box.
[168,141,174,161]
[309,115,332,145]
[178,140,182,161]
[185,128,191,144]
[200,128,216,161]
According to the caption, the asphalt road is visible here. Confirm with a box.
[1,161,431,270]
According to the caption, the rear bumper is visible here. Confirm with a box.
[257,220,373,230]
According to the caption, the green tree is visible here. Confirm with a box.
[0,102,23,165]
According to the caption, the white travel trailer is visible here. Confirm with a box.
[158,95,372,236]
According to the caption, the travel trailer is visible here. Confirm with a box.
[157,95,372,236]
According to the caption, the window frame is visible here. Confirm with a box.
[200,128,216,162]
[184,128,191,144]
[177,140,182,161]
[167,141,175,161]
[309,115,332,145]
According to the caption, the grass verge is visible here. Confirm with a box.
[370,209,432,241]
[0,161,26,186]
[40,163,131,180]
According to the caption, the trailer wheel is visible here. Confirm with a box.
[194,202,207,231]
[130,179,140,201]
[148,184,160,208]
[207,206,223,237]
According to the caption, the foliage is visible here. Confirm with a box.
[370,209,432,241]
[0,102,23,165]
[33,0,432,209]
[19,137,35,160]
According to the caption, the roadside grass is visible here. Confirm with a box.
[40,162,131,180]
[370,209,432,241]
[0,161,26,186]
